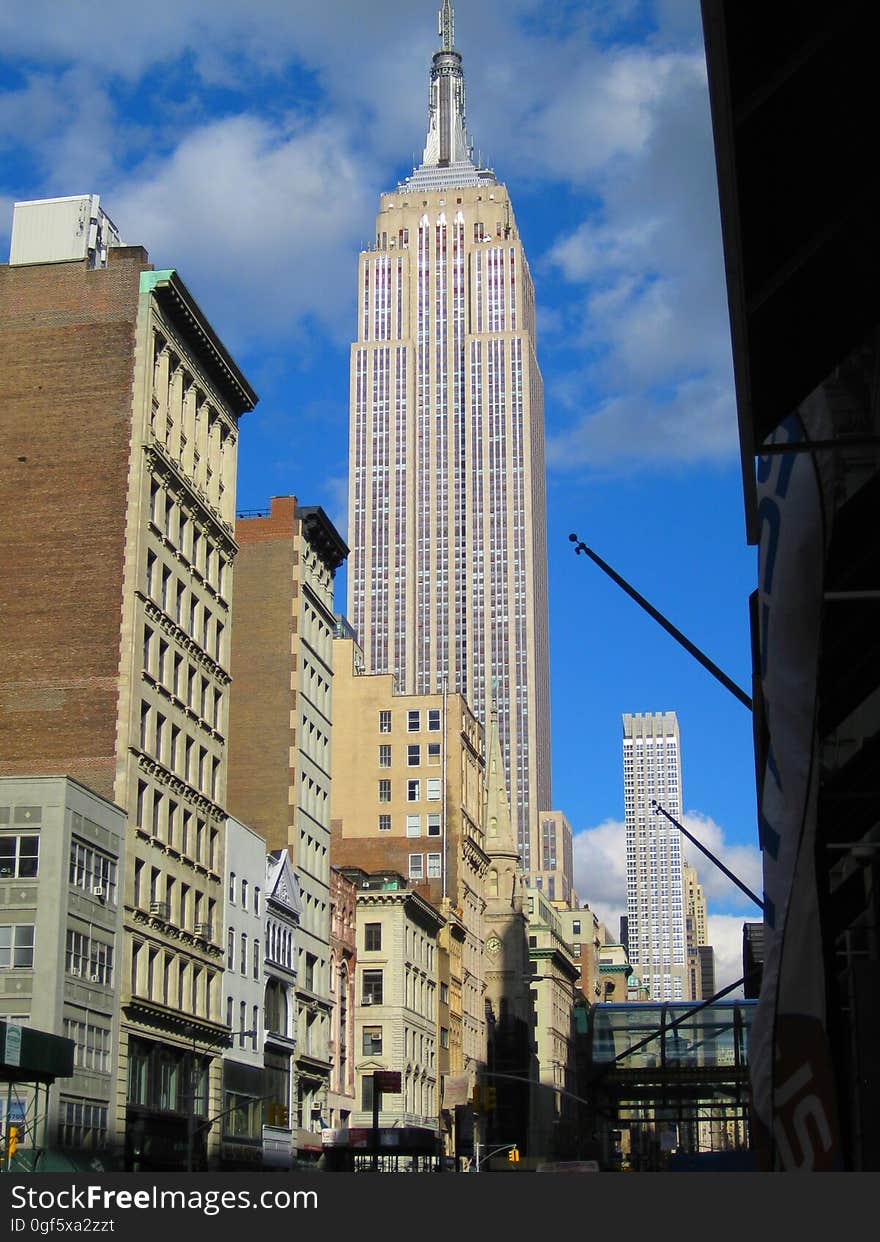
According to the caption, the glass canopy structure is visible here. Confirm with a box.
[579,1000,756,1171]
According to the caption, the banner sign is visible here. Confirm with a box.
[751,401,842,1169]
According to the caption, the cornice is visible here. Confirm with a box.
[142,269,257,417]
[144,442,238,557]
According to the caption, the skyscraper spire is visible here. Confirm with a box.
[484,682,518,865]
[401,1,495,191]
[439,0,455,52]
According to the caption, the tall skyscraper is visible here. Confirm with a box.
[623,712,689,1001]
[346,1,551,869]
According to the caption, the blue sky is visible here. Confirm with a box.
[0,0,762,987]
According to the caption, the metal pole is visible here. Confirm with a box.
[568,534,752,710]
[371,1078,381,1173]
[652,800,764,909]
[186,1032,196,1174]
[4,1080,11,1172]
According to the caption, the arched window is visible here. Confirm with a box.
[264,979,288,1036]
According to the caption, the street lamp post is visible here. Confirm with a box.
[475,1142,517,1171]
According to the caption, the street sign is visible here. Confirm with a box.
[373,1070,402,1093]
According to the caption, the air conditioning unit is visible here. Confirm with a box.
[362,996,373,1006]
[92,885,106,900]
[194,922,212,939]
[90,973,102,983]
[69,966,82,977]
[150,900,169,918]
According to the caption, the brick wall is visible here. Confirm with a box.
[226,497,299,847]
[0,247,150,798]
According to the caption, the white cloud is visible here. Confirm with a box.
[706,913,750,995]
[320,473,350,546]
[546,371,736,471]
[0,67,120,191]
[679,811,763,913]
[572,808,762,995]
[537,23,736,473]
[110,112,375,347]
[572,816,627,911]
[519,49,707,180]
[0,1,736,473]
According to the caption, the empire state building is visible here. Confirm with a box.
[347,1,550,868]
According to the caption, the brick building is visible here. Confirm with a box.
[0,197,257,1168]
[225,494,348,1159]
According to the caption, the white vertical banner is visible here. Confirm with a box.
[751,396,842,1169]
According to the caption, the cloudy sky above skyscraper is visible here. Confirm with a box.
[0,0,762,988]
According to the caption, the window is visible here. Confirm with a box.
[241,879,248,911]
[364,923,382,952]
[58,1099,107,1152]
[254,887,260,916]
[407,744,420,766]
[65,931,112,985]
[0,924,35,969]
[362,969,383,1005]
[427,853,442,879]
[378,779,391,803]
[408,854,423,880]
[572,920,581,936]
[407,779,420,801]
[227,929,234,969]
[406,814,421,837]
[407,710,420,732]
[428,743,441,765]
[0,834,39,878]
[378,711,391,733]
[63,1019,112,1074]
[253,939,260,980]
[439,982,449,1005]
[427,814,441,837]
[361,1075,374,1111]
[362,1027,383,1056]
[440,1026,449,1049]
[378,744,391,767]
[229,873,236,904]
[428,709,441,731]
[240,933,247,976]
[378,814,391,832]
[306,953,317,991]
[426,778,441,801]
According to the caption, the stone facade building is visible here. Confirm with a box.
[330,630,488,1086]
[0,198,257,1168]
[219,817,267,1169]
[0,776,125,1164]
[328,865,357,1133]
[342,870,444,1156]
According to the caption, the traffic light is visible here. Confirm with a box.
[507,1145,520,1163]
[471,1085,482,1110]
[486,1086,497,1109]
[6,1124,19,1160]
